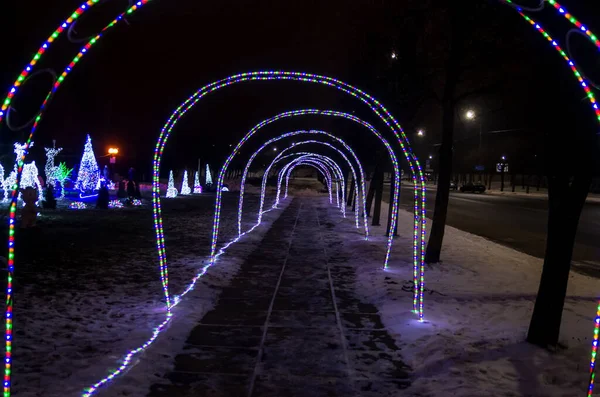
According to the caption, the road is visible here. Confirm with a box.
[392,186,600,277]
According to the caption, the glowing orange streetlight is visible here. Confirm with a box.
[108,147,119,164]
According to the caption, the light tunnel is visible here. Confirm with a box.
[237,128,369,239]
[264,152,344,211]
[257,143,364,228]
[3,0,600,395]
[274,154,342,206]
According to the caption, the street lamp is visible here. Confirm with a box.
[391,51,397,59]
[417,129,424,137]
[465,109,483,168]
[108,147,119,165]
[429,155,433,159]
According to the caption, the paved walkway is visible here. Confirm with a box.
[148,197,411,396]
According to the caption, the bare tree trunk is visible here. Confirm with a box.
[366,173,376,217]
[527,174,591,347]
[424,5,464,264]
[372,168,384,226]
[347,176,355,208]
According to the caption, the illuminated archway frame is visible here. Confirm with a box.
[2,1,600,396]
[267,142,361,219]
[261,151,347,218]
[277,157,340,203]
[258,144,361,226]
[235,112,395,246]
[257,142,362,223]
[270,155,341,207]
[262,153,345,213]
[237,128,368,238]
[274,154,343,203]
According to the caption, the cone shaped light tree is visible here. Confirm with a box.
[193,171,202,193]
[205,164,212,186]
[180,170,191,195]
[75,134,100,193]
[166,170,178,198]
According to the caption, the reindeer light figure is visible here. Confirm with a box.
[44,143,63,187]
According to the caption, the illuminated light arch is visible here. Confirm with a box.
[278,157,339,202]
[256,143,362,231]
[267,139,364,226]
[238,128,368,237]
[274,154,339,202]
[260,152,346,219]
[5,1,600,396]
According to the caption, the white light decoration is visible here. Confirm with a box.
[180,170,191,195]
[193,171,202,193]
[75,134,100,193]
[205,164,213,186]
[22,162,43,204]
[166,171,178,198]
[4,142,43,203]
[221,186,229,192]
[44,146,63,187]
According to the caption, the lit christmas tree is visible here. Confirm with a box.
[205,164,213,186]
[180,170,191,195]
[75,134,100,193]
[166,170,178,198]
[193,171,202,194]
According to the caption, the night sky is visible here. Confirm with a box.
[2,0,600,178]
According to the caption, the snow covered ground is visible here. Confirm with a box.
[7,192,283,397]
[345,201,597,396]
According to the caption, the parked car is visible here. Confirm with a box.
[460,182,486,193]
[450,180,458,191]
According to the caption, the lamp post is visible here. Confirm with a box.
[108,147,119,164]
[465,109,483,170]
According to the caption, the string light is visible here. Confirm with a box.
[205,164,213,186]
[180,170,191,195]
[108,199,124,209]
[280,157,338,202]
[69,202,87,210]
[1,0,599,393]
[43,146,62,187]
[75,135,100,194]
[193,171,202,193]
[259,153,343,224]
[237,130,366,238]
[166,171,178,198]
[259,150,350,225]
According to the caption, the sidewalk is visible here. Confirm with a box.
[148,197,411,397]
[401,181,600,203]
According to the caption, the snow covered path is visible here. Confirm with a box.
[147,197,411,396]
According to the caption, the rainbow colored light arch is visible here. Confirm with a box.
[261,151,347,216]
[268,142,363,220]
[237,131,367,235]
[2,0,600,396]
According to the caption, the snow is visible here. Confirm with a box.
[9,192,284,396]
[9,184,598,396]
[345,200,597,396]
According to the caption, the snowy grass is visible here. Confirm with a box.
[7,192,282,397]
[330,199,596,396]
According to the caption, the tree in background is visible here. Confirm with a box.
[75,134,100,193]
[54,162,73,199]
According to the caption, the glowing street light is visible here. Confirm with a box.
[108,147,119,164]
[417,129,424,137]
[429,155,433,159]
[391,51,397,59]
[466,110,476,120]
